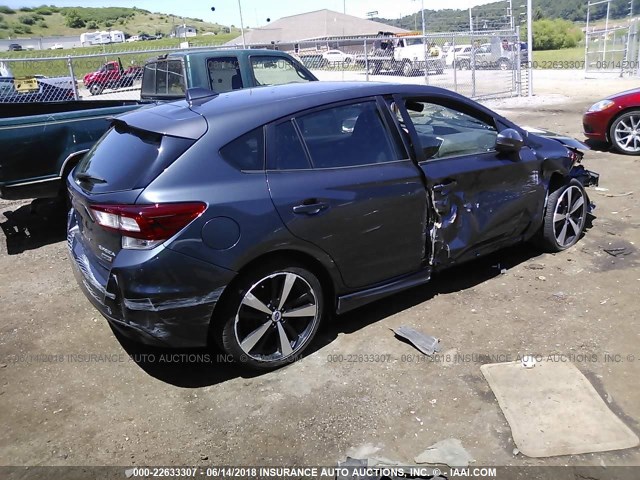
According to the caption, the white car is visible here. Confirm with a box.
[322,49,355,64]
[49,43,64,50]
[445,45,472,67]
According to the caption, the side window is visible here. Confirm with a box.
[207,57,241,93]
[402,100,497,160]
[167,60,185,95]
[250,56,314,86]
[271,121,311,170]
[296,101,403,169]
[155,60,168,95]
[219,127,264,171]
[141,62,156,97]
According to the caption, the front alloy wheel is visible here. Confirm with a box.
[610,110,640,155]
[540,179,588,252]
[220,265,323,371]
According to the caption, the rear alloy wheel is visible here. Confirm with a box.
[540,179,588,252]
[609,110,640,155]
[220,264,323,371]
[402,61,414,76]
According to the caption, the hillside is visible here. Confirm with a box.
[0,5,239,39]
[373,0,634,32]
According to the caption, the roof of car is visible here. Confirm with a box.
[193,81,457,118]
[120,81,503,145]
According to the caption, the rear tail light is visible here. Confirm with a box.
[90,202,206,249]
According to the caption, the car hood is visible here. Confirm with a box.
[522,126,589,151]
[605,87,640,101]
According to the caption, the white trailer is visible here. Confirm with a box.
[80,30,125,46]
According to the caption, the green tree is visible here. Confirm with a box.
[65,9,85,28]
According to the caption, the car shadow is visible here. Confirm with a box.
[120,243,545,388]
[584,138,614,154]
[0,198,67,255]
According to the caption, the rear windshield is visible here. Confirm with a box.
[74,122,194,194]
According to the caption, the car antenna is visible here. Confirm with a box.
[185,88,219,107]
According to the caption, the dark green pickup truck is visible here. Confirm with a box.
[0,49,316,200]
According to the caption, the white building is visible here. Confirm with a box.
[80,30,125,46]
[170,25,197,38]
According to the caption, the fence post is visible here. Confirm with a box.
[67,55,79,100]
[364,38,369,82]
[516,27,522,97]
[471,36,476,98]
[452,35,457,93]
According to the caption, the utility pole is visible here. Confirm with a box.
[469,8,473,33]
[238,0,246,48]
[527,0,533,97]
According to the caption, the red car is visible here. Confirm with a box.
[583,88,640,155]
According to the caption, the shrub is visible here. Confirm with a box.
[34,7,54,15]
[65,9,85,28]
[39,20,48,28]
[531,19,584,50]
[0,5,15,14]
[87,20,98,29]
[19,14,36,25]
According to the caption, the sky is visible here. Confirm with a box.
[6,0,498,28]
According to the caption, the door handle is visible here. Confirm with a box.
[432,180,458,192]
[293,200,329,215]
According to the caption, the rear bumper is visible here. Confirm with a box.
[67,214,237,348]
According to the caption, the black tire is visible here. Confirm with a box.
[217,262,324,371]
[88,83,103,96]
[608,110,640,155]
[457,59,470,70]
[539,179,588,252]
[402,61,413,77]
[498,58,512,71]
[344,57,352,65]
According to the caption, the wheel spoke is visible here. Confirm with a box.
[277,273,296,311]
[618,120,631,131]
[276,322,293,356]
[240,320,272,352]
[567,217,580,237]
[553,212,566,223]
[282,303,317,318]
[557,222,568,246]
[565,188,572,210]
[242,292,272,315]
[569,195,584,214]
[624,135,633,147]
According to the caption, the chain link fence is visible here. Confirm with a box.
[0,30,527,103]
[296,30,526,99]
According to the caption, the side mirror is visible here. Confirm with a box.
[496,128,524,153]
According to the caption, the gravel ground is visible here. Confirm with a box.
[0,71,639,475]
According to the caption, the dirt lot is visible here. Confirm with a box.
[1,71,639,476]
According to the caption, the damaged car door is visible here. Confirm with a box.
[395,96,546,266]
